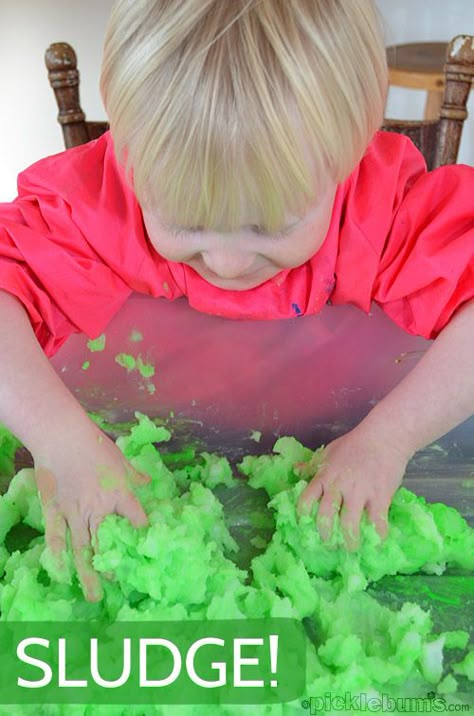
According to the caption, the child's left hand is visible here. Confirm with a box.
[297,423,412,550]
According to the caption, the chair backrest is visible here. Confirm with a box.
[45,43,109,150]
[382,35,474,170]
[46,36,474,170]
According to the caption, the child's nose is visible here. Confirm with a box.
[201,249,255,279]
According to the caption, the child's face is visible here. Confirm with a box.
[142,183,336,291]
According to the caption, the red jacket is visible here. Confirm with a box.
[0,130,473,356]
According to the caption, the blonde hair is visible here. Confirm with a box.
[101,0,387,233]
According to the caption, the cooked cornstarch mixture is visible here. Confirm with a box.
[0,415,472,714]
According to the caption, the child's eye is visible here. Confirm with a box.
[171,224,290,239]
[249,224,266,235]
[249,225,289,239]
[172,225,203,237]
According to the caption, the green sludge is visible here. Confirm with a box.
[0,413,473,715]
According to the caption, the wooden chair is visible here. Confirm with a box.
[46,35,474,171]
[383,35,474,170]
[45,43,109,149]
[386,41,448,120]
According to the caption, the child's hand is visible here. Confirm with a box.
[298,424,411,550]
[33,426,149,602]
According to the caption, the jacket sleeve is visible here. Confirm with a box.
[372,159,474,339]
[0,137,138,356]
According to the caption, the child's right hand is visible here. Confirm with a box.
[33,425,149,602]
[0,292,149,602]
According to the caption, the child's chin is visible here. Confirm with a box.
[197,267,281,291]
[204,274,271,291]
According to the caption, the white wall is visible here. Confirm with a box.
[0,0,473,201]
[0,0,113,200]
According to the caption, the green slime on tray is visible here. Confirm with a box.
[0,413,473,715]
[87,334,107,353]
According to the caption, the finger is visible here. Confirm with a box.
[294,461,312,478]
[316,489,342,542]
[43,504,69,575]
[339,498,364,551]
[67,515,103,602]
[88,514,104,553]
[128,468,151,486]
[45,515,68,569]
[35,467,58,507]
[366,500,389,540]
[297,479,323,516]
[115,493,149,528]
[44,505,67,556]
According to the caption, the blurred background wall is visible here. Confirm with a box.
[0,0,113,200]
[0,0,473,200]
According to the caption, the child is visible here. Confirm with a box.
[0,0,473,602]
